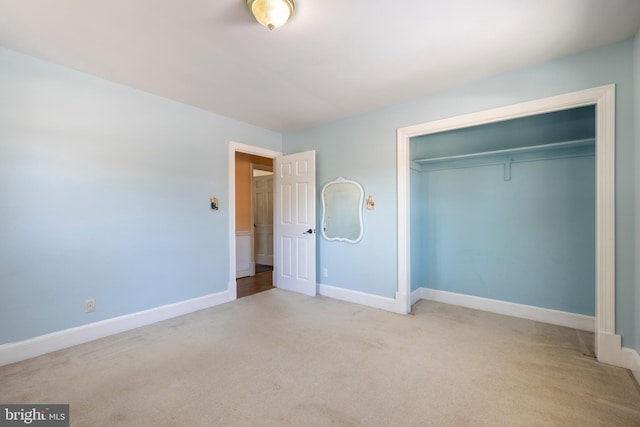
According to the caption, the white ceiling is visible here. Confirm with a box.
[0,0,639,132]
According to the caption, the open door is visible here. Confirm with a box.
[274,150,316,296]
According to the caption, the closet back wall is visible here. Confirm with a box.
[414,155,595,315]
[410,108,596,316]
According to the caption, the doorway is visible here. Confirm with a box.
[228,142,281,301]
[234,153,273,298]
[396,85,618,363]
[410,106,596,333]
[229,142,318,301]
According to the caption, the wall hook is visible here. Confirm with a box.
[366,195,375,210]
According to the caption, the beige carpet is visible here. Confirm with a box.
[1,289,639,426]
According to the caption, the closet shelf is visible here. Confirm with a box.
[414,138,595,164]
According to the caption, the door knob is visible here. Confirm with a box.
[303,229,314,234]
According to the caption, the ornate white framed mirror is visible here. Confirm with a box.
[321,177,364,243]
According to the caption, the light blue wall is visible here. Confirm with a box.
[0,48,281,344]
[413,153,595,315]
[409,107,597,315]
[283,39,636,347]
[283,121,398,297]
[634,30,640,354]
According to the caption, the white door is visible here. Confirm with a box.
[253,173,273,266]
[274,150,316,296]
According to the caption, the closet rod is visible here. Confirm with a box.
[414,138,595,164]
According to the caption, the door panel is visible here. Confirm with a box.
[253,174,273,266]
[297,238,309,279]
[274,151,316,296]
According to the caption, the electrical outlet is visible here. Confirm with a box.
[322,268,328,278]
[84,298,96,313]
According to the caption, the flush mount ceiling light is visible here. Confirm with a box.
[247,0,295,31]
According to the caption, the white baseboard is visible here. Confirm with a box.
[629,347,640,384]
[597,332,640,375]
[410,288,423,306]
[235,231,251,279]
[236,268,251,278]
[0,290,231,367]
[317,284,401,313]
[414,288,595,332]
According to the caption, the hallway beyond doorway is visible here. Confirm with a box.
[237,265,273,298]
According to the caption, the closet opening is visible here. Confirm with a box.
[408,105,598,352]
[397,86,617,362]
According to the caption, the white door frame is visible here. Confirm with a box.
[228,142,282,301]
[397,85,629,367]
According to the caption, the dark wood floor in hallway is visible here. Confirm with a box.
[237,266,273,298]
